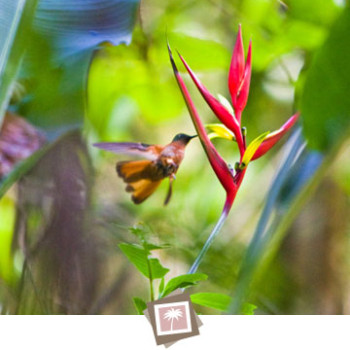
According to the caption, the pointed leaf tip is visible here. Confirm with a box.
[252,113,300,160]
[235,40,252,115]
[229,26,245,102]
[241,131,270,168]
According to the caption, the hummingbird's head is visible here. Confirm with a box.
[172,133,197,145]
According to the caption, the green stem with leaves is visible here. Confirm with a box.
[146,257,154,301]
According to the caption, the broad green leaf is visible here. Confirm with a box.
[241,132,270,168]
[190,292,231,312]
[301,7,350,150]
[149,258,170,279]
[241,303,257,315]
[133,297,147,315]
[119,243,169,279]
[0,0,39,126]
[161,273,208,298]
[190,293,257,314]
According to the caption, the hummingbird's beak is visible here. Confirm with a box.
[190,135,198,139]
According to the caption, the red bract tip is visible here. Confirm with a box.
[252,112,300,161]
[228,25,245,105]
[235,40,252,117]
[228,26,252,119]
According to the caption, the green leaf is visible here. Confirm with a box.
[161,273,207,298]
[119,243,169,279]
[190,293,231,312]
[0,0,39,126]
[190,293,257,314]
[241,303,257,315]
[143,243,171,251]
[158,278,165,296]
[133,297,147,315]
[149,258,170,279]
[301,7,350,150]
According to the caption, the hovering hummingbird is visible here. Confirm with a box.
[93,133,197,205]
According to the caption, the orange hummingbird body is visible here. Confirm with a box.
[93,133,196,204]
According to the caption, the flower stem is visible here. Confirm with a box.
[188,198,232,274]
[146,258,154,301]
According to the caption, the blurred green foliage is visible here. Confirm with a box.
[301,6,350,150]
[0,0,350,315]
[0,195,17,284]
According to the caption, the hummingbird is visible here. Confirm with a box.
[93,133,197,205]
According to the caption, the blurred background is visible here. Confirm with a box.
[0,0,349,314]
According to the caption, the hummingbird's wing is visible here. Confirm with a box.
[93,142,163,161]
[126,178,162,204]
[116,160,164,204]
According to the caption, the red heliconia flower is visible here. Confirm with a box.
[228,25,252,120]
[168,26,299,274]
[168,44,237,217]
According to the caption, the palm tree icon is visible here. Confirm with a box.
[163,307,183,331]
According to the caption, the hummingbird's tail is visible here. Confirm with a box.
[116,160,161,204]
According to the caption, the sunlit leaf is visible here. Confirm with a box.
[241,302,257,315]
[160,273,207,298]
[119,243,169,279]
[190,292,231,311]
[191,292,257,314]
[133,297,147,315]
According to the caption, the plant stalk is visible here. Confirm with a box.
[188,201,230,274]
[146,258,154,301]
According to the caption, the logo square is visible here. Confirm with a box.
[145,292,201,346]
[154,301,192,336]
